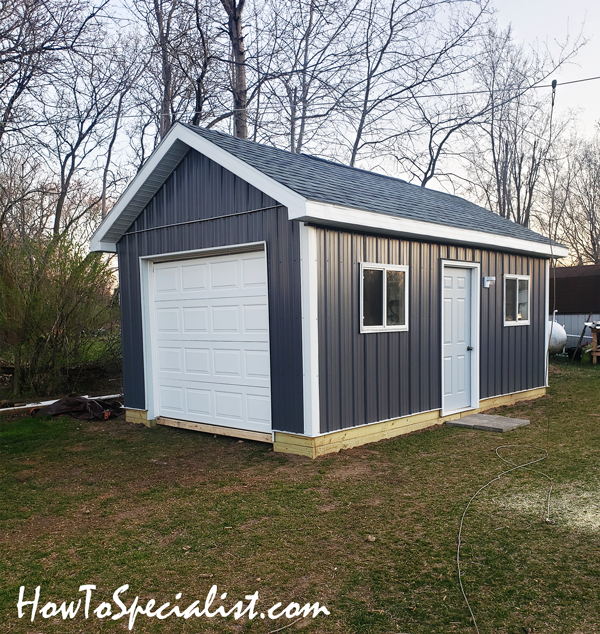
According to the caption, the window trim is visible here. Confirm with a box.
[504,274,531,326]
[360,262,409,333]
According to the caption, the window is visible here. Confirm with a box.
[504,275,530,325]
[360,263,409,332]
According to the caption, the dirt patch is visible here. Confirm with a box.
[327,462,373,480]
[67,444,89,452]
[13,469,37,482]
[316,503,339,512]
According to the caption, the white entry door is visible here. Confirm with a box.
[150,250,271,434]
[442,266,474,413]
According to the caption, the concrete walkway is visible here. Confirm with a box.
[446,414,530,433]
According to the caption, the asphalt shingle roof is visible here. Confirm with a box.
[185,124,559,248]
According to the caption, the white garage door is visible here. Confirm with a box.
[150,250,271,434]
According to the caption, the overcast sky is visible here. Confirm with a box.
[494,0,599,135]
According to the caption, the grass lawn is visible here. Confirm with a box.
[1,360,599,633]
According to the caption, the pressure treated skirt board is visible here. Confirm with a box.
[445,414,529,432]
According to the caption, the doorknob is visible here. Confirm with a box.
[467,346,473,351]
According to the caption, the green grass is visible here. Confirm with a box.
[0,360,599,633]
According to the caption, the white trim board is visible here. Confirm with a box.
[299,201,569,259]
[299,224,320,437]
[544,260,550,388]
[138,241,268,422]
[359,262,409,333]
[440,260,481,417]
[90,123,568,259]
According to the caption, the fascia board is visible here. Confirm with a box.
[296,200,569,258]
[90,129,188,252]
[90,123,307,252]
[94,241,117,253]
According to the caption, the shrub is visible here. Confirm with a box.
[0,235,120,397]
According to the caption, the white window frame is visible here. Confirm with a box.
[360,262,409,333]
[504,274,531,326]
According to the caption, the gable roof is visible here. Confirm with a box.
[90,122,568,257]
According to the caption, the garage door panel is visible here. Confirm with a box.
[181,262,208,291]
[213,349,242,377]
[158,347,182,373]
[184,348,210,375]
[245,350,270,379]
[156,308,181,333]
[182,307,209,332]
[157,381,271,432]
[215,390,244,421]
[212,305,241,333]
[154,253,266,301]
[154,265,180,294]
[159,385,184,413]
[186,388,212,415]
[242,256,267,287]
[158,362,270,389]
[246,394,270,424]
[211,260,239,289]
[243,304,269,332]
[155,298,269,342]
[152,251,271,433]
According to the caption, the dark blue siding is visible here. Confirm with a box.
[117,149,304,433]
[317,228,547,434]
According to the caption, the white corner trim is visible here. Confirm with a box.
[440,260,481,417]
[139,258,159,420]
[299,223,320,437]
[91,123,307,251]
[297,200,569,258]
[544,259,550,388]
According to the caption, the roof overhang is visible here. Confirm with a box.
[292,201,569,258]
[90,123,307,252]
[90,123,568,259]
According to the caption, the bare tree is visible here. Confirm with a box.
[254,0,361,154]
[559,134,600,263]
[460,26,583,226]
[0,0,108,148]
[30,41,137,235]
[337,0,490,167]
[220,0,248,138]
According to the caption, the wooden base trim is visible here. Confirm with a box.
[156,417,273,444]
[125,408,156,428]
[273,386,547,458]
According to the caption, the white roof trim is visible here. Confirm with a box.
[90,123,306,252]
[295,201,569,258]
[90,123,567,259]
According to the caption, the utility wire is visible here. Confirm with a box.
[457,445,553,634]
[7,73,598,128]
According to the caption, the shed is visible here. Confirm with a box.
[549,265,600,348]
[90,123,568,457]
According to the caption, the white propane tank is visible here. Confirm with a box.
[548,313,567,355]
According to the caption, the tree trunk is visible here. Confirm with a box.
[221,0,248,139]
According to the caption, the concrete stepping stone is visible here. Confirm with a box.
[446,414,529,432]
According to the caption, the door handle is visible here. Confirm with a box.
[467,346,473,351]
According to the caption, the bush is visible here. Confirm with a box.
[0,235,120,397]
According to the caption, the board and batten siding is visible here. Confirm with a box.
[117,148,305,433]
[316,227,547,434]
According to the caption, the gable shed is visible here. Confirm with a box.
[91,123,568,457]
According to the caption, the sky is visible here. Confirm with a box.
[494,0,600,136]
